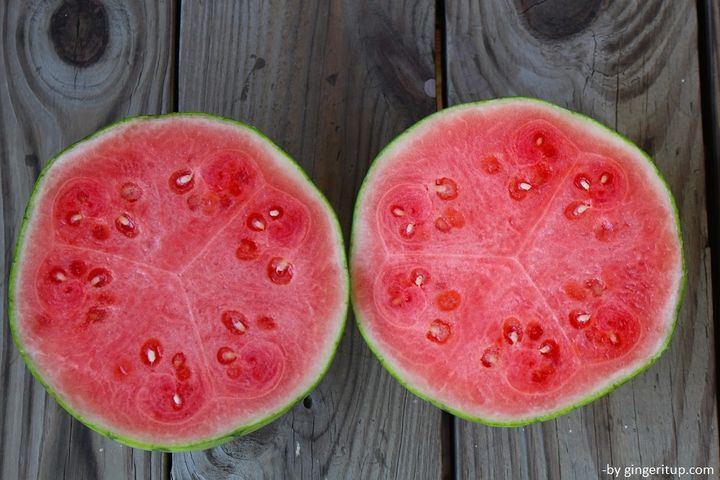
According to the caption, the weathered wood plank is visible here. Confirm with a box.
[446,1,718,478]
[0,1,175,478]
[171,1,440,478]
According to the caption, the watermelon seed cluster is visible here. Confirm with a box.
[484,319,564,386]
[236,206,297,285]
[217,309,278,378]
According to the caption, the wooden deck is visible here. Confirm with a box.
[1,1,717,478]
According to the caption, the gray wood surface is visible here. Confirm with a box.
[446,1,719,478]
[2,0,719,479]
[0,1,174,479]
[170,1,441,479]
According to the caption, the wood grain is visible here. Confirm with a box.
[0,1,175,478]
[171,1,440,478]
[446,1,719,478]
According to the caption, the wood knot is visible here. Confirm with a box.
[50,0,108,67]
[515,0,602,40]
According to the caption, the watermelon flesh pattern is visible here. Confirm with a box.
[15,118,345,446]
[352,103,682,421]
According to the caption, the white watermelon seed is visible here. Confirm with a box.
[275,258,289,273]
[54,271,67,282]
[176,173,193,186]
[233,318,246,333]
[173,393,182,406]
[140,339,162,367]
[405,223,415,234]
[217,347,238,364]
[609,332,618,344]
[267,257,294,284]
[252,218,265,230]
[539,344,551,354]
[600,174,609,184]
[414,275,424,286]
[482,350,497,367]
[579,179,590,191]
[519,182,532,191]
[269,209,280,218]
[392,207,405,217]
[577,313,591,324]
[221,350,237,362]
[69,213,83,225]
[117,215,131,227]
[508,331,518,345]
[87,268,112,288]
[574,203,590,215]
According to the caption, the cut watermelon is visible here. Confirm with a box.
[9,114,348,450]
[350,98,685,425]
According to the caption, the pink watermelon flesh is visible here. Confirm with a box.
[351,98,684,424]
[10,115,347,449]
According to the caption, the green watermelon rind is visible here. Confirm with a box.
[8,113,349,452]
[350,96,686,427]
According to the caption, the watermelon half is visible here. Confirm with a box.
[9,114,348,450]
[351,98,685,425]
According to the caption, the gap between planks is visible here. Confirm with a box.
[163,0,182,477]
[695,0,720,448]
[434,1,457,479]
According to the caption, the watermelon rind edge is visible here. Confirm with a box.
[349,96,686,427]
[8,113,349,451]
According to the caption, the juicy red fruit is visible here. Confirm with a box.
[172,353,192,381]
[257,315,277,330]
[69,260,87,277]
[37,263,85,311]
[436,289,461,311]
[525,321,543,340]
[387,283,412,307]
[85,306,108,324]
[13,114,349,450]
[531,365,556,383]
[235,238,259,260]
[56,181,107,220]
[351,99,683,426]
[120,182,143,202]
[481,155,501,174]
[203,151,257,197]
[92,224,111,241]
